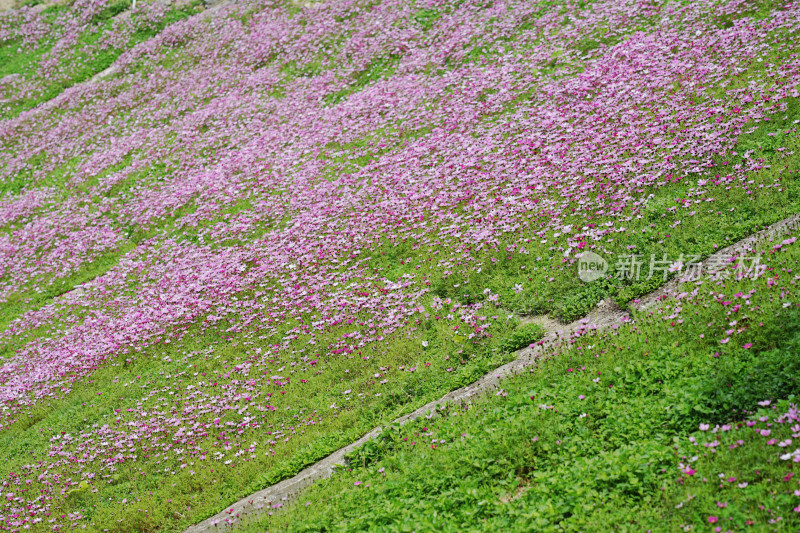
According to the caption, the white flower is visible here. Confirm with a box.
[669,261,684,273]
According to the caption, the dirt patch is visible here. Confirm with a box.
[499,479,530,504]
[60,281,97,304]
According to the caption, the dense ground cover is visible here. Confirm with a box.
[241,225,800,532]
[0,0,799,531]
[0,0,202,118]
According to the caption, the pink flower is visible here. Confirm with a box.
[708,516,718,524]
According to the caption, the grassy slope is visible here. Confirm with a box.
[0,0,798,532]
[0,0,202,119]
[241,199,800,532]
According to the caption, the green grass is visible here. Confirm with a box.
[239,221,800,533]
[0,1,202,118]
[3,69,798,533]
[0,1,799,531]
[0,282,550,530]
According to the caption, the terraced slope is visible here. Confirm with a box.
[240,220,800,532]
[0,0,799,531]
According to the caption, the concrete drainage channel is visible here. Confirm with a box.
[184,213,800,532]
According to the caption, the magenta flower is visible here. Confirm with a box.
[0,0,797,527]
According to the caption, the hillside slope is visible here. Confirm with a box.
[1,0,799,531]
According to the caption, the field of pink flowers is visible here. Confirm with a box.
[1,0,800,531]
[239,225,800,531]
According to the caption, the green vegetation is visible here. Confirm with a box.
[0,0,201,118]
[241,225,800,532]
[1,0,799,531]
